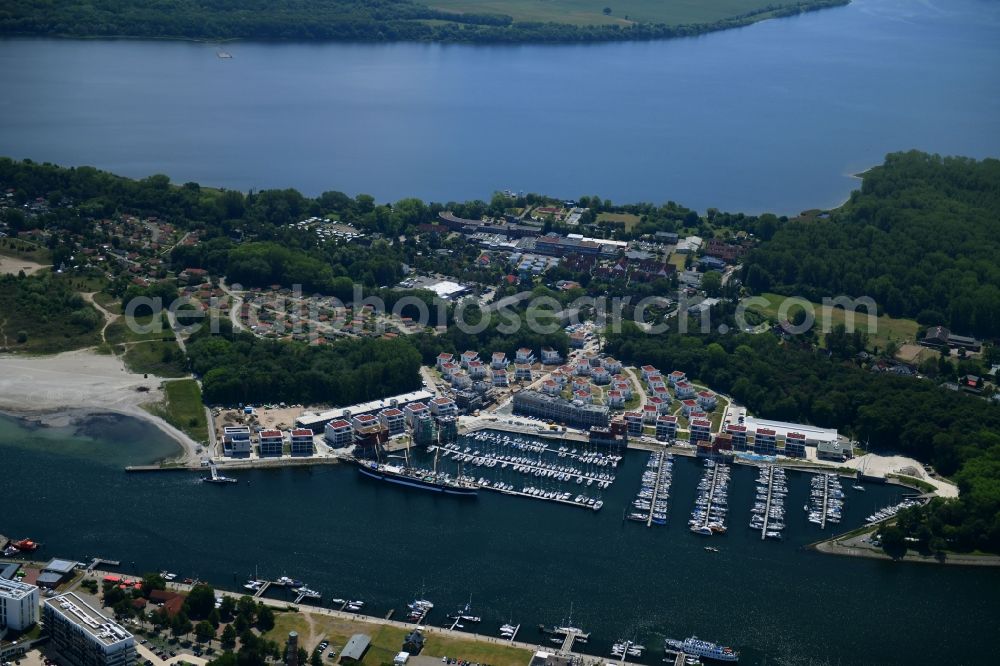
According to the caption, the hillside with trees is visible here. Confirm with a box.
[743,151,1000,337]
[0,0,848,44]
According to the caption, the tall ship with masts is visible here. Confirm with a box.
[351,420,478,497]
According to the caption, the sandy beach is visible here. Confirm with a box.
[0,349,201,463]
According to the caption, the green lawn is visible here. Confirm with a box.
[106,312,173,345]
[745,292,919,349]
[0,237,52,263]
[429,0,800,26]
[596,212,641,231]
[264,610,531,666]
[146,379,209,443]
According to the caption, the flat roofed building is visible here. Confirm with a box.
[690,419,712,443]
[513,390,609,429]
[1,577,39,631]
[725,424,748,451]
[43,593,135,666]
[784,432,807,458]
[753,428,778,455]
[429,397,457,417]
[323,420,353,448]
[623,411,643,436]
[743,417,838,447]
[259,430,284,457]
[655,414,677,441]
[404,402,429,426]
[289,429,314,457]
[817,440,853,461]
[379,408,405,436]
[296,390,435,430]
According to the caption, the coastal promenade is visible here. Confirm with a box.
[86,570,639,666]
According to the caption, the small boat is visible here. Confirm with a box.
[853,484,865,491]
[704,546,720,553]
[12,539,39,551]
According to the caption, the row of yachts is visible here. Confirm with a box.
[749,465,788,540]
[806,473,844,527]
[866,498,922,524]
[627,452,674,525]
[439,442,616,488]
[466,431,623,467]
[689,460,731,536]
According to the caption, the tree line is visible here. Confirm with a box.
[1,1,849,44]
[743,151,1000,338]
[185,329,423,406]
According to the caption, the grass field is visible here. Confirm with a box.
[745,293,919,350]
[264,611,530,666]
[121,340,187,377]
[429,0,799,26]
[596,212,642,231]
[0,237,52,264]
[146,379,208,443]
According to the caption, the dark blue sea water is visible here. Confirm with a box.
[2,412,998,665]
[1,0,999,214]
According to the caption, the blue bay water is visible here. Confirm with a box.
[1,412,999,665]
[0,0,998,213]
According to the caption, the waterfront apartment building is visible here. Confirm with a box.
[1,577,39,632]
[324,419,354,448]
[725,424,748,451]
[379,409,406,436]
[690,419,712,444]
[624,412,643,437]
[513,390,609,429]
[43,593,135,666]
[258,430,284,457]
[753,428,778,455]
[222,426,252,457]
[289,429,314,456]
[429,397,457,418]
[784,432,807,458]
[404,402,430,427]
[655,415,677,441]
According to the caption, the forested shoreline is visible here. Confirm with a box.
[2,151,999,554]
[0,0,849,44]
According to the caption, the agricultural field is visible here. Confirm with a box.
[429,0,802,27]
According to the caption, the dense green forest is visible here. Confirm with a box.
[605,322,1000,553]
[185,329,422,405]
[0,273,102,353]
[743,152,1000,337]
[0,0,847,43]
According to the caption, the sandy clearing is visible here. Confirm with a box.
[0,348,200,463]
[0,253,49,275]
[843,453,959,498]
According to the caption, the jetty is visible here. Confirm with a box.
[645,453,671,527]
[690,461,730,534]
[86,557,121,572]
[757,466,784,539]
[294,589,321,604]
[253,581,272,599]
